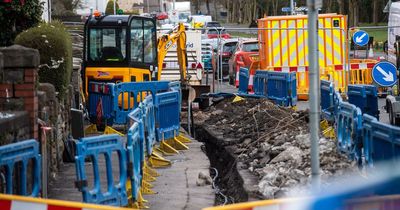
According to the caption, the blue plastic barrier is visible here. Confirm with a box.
[321,80,335,121]
[88,82,116,126]
[370,120,395,164]
[75,134,128,206]
[168,81,182,112]
[127,112,144,202]
[348,85,379,120]
[155,91,181,141]
[141,96,156,156]
[266,71,297,107]
[113,81,170,125]
[336,101,363,159]
[0,140,41,197]
[362,114,377,167]
[238,67,249,94]
[333,91,343,117]
[253,70,268,96]
[365,85,379,120]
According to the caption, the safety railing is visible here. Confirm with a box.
[320,80,400,167]
[238,67,249,94]
[0,140,41,197]
[253,70,268,96]
[74,134,128,206]
[155,91,181,141]
[238,69,297,107]
[88,82,116,127]
[321,80,335,122]
[348,85,379,119]
[77,80,184,207]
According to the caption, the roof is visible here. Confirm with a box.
[86,15,154,27]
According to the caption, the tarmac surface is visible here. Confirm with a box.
[48,136,215,210]
[144,139,214,210]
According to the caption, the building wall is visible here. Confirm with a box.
[119,0,144,13]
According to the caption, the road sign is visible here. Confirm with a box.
[372,61,397,87]
[282,7,291,12]
[353,30,369,46]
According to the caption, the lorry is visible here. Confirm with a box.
[385,0,400,125]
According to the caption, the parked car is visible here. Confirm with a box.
[228,39,259,86]
[205,21,222,28]
[204,28,231,39]
[212,39,239,80]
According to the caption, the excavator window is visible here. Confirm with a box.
[88,28,127,62]
[130,18,157,65]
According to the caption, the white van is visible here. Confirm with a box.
[388,1,400,66]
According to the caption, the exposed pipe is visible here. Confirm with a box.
[307,0,321,191]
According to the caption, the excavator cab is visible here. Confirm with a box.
[82,14,158,97]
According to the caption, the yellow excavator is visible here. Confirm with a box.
[82,12,188,98]
[81,13,194,208]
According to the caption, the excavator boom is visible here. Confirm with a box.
[157,23,188,82]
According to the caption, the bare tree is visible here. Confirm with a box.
[373,0,380,25]
[337,0,345,15]
[206,0,211,15]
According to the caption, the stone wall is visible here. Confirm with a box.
[0,45,39,140]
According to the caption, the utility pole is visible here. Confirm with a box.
[113,0,116,14]
[307,0,322,192]
[290,0,295,15]
[160,0,163,12]
[146,0,149,13]
[173,0,176,10]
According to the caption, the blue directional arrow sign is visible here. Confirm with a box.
[372,61,397,87]
[353,30,369,46]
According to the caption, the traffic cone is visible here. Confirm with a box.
[368,47,374,58]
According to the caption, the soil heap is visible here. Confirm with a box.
[195,97,357,199]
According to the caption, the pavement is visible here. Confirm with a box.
[48,136,215,210]
[144,139,214,210]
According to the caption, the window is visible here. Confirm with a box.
[242,42,259,52]
[131,19,144,62]
[223,42,237,53]
[143,20,156,63]
[130,19,156,64]
[88,28,126,62]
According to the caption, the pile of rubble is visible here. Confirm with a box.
[195,98,357,199]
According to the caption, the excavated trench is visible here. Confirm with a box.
[183,97,358,205]
[191,124,261,205]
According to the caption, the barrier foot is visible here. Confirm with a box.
[103,126,124,136]
[148,152,171,168]
[141,180,156,195]
[144,161,160,177]
[165,138,189,150]
[157,141,179,156]
[323,126,336,139]
[143,171,157,182]
[84,124,98,135]
[320,120,329,130]
[177,134,192,143]
[232,95,244,102]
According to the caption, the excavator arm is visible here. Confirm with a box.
[157,23,188,82]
